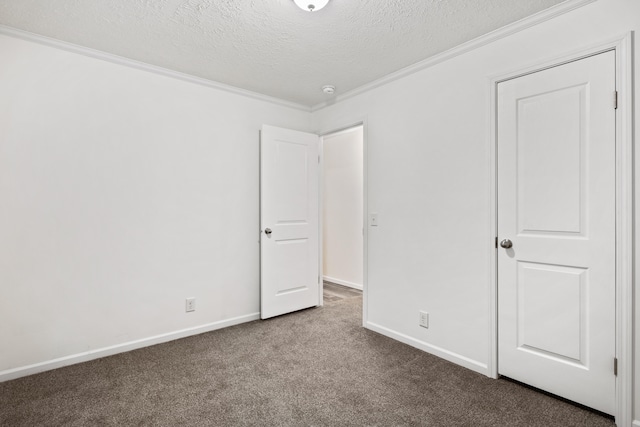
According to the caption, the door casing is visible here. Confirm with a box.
[488,33,633,426]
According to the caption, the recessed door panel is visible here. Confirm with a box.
[517,262,586,364]
[276,140,310,223]
[498,51,616,414]
[517,85,586,236]
[275,238,310,294]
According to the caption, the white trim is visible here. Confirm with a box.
[488,78,499,380]
[322,126,362,139]
[323,275,363,291]
[0,25,310,113]
[631,421,640,427]
[488,33,634,427]
[0,312,260,383]
[362,120,369,328]
[318,133,325,308]
[0,0,595,115]
[311,0,597,112]
[318,121,367,138]
[613,32,634,427]
[366,321,488,375]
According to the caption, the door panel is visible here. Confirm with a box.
[260,125,319,319]
[517,84,585,235]
[497,51,616,414]
[516,262,587,364]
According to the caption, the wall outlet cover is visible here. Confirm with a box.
[419,311,429,328]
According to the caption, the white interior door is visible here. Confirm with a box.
[260,125,319,319]
[497,51,616,414]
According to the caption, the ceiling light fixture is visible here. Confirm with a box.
[322,85,335,95]
[293,0,330,12]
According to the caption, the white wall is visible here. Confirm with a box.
[322,127,363,289]
[1,1,638,423]
[312,0,639,423]
[0,33,311,379]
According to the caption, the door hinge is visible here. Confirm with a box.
[614,91,618,109]
[614,358,618,376]
[495,237,498,249]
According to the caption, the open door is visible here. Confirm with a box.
[260,125,320,319]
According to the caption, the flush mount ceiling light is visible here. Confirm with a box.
[293,0,330,12]
[322,85,335,94]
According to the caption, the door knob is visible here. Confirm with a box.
[264,228,272,236]
[500,239,513,249]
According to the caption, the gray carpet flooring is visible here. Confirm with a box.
[0,285,614,426]
[322,281,363,303]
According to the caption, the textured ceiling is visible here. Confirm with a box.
[0,0,566,106]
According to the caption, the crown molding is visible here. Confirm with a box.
[0,0,597,114]
[311,0,598,112]
[0,25,311,113]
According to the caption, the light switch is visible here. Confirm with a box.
[370,213,379,226]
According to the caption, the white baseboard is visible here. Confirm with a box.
[323,275,363,291]
[366,321,488,376]
[632,420,640,427]
[0,312,260,383]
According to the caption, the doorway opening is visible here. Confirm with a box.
[320,125,365,317]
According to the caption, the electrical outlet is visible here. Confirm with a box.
[419,311,429,328]
[186,298,196,312]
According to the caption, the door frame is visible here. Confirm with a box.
[318,120,368,327]
[488,33,633,425]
